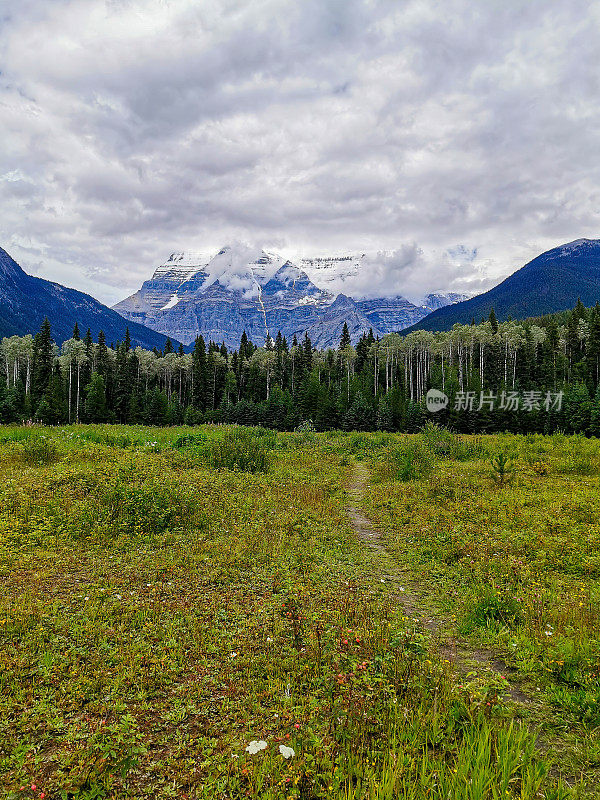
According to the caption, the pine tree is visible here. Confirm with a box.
[192,335,208,412]
[124,327,131,352]
[96,331,109,378]
[164,338,174,354]
[488,308,499,334]
[344,392,372,431]
[339,322,351,350]
[72,322,80,340]
[240,332,250,361]
[32,318,53,405]
[588,304,600,386]
[590,385,600,436]
[85,372,108,422]
[44,366,67,424]
[113,343,129,422]
[127,389,141,424]
[303,332,312,370]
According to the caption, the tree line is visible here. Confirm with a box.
[2,299,600,434]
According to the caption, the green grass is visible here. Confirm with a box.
[363,428,600,797]
[0,424,593,798]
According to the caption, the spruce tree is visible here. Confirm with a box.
[85,372,108,422]
[339,322,351,350]
[44,366,67,424]
[590,385,600,436]
[303,332,312,369]
[192,335,208,412]
[96,331,109,378]
[32,318,53,405]
[113,343,129,422]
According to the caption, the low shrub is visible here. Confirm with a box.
[465,588,521,630]
[420,423,485,461]
[390,440,434,481]
[558,451,597,476]
[172,432,208,449]
[71,474,200,539]
[18,436,60,466]
[209,427,274,473]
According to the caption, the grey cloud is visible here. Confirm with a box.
[0,0,599,306]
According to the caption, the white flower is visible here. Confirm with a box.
[266,637,273,642]
[279,745,295,759]
[246,740,268,754]
[230,652,238,658]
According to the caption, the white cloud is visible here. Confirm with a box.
[0,0,599,305]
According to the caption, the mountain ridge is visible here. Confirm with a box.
[0,247,181,349]
[114,245,464,347]
[402,238,600,333]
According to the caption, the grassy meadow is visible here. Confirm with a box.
[0,424,598,799]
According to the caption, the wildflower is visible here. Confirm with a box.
[279,744,295,759]
[246,740,268,754]
[230,651,238,658]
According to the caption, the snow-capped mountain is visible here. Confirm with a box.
[113,245,466,348]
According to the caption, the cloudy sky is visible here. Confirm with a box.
[1,0,599,305]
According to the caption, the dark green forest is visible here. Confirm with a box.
[2,300,600,434]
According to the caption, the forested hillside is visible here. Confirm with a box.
[2,300,600,434]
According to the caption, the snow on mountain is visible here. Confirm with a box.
[301,255,364,293]
[421,292,469,311]
[113,246,466,348]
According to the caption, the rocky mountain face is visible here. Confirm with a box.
[114,245,465,348]
[0,246,180,349]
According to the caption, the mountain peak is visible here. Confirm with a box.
[0,246,178,348]
[112,246,465,347]
[0,247,26,282]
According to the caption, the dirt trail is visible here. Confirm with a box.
[347,461,531,706]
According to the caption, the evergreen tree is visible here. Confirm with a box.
[32,318,53,405]
[72,322,80,340]
[192,335,208,412]
[96,331,109,379]
[44,366,67,424]
[85,372,108,422]
[590,385,600,436]
[344,392,372,431]
[339,322,351,350]
[488,308,499,334]
[303,332,312,370]
[113,343,129,422]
